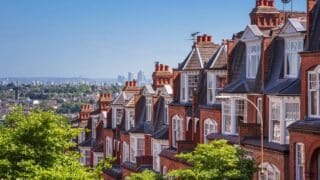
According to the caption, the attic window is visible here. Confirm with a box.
[284,39,304,78]
[246,43,261,79]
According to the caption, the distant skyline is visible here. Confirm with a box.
[0,0,306,78]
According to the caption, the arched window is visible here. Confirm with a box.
[259,162,280,180]
[172,115,183,147]
[203,119,217,144]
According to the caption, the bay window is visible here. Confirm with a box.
[257,98,263,124]
[246,42,261,79]
[269,97,299,144]
[164,99,171,124]
[296,143,305,180]
[172,115,183,147]
[125,109,135,131]
[284,38,304,78]
[222,97,247,135]
[130,135,145,163]
[152,140,168,172]
[207,72,216,104]
[308,69,320,117]
[112,107,123,128]
[203,119,217,144]
[180,72,199,102]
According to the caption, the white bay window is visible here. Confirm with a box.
[269,97,299,144]
[152,140,169,172]
[222,97,247,135]
[246,42,261,79]
[259,162,280,180]
[112,107,123,128]
[180,72,199,102]
[106,137,113,157]
[130,135,145,163]
[122,142,129,163]
[284,38,304,78]
[125,109,135,131]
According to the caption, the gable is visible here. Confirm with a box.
[210,45,228,69]
[281,22,298,34]
[183,48,203,70]
[241,25,263,41]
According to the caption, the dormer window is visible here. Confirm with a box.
[246,42,261,79]
[284,38,304,78]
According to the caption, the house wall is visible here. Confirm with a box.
[199,107,222,144]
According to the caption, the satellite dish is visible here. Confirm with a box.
[281,0,291,3]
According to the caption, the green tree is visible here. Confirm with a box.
[168,140,257,180]
[0,106,95,179]
[127,169,162,180]
[94,157,115,179]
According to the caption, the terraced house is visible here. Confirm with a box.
[75,0,320,179]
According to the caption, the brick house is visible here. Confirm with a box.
[159,34,228,175]
[103,63,173,179]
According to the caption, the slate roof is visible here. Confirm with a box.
[242,137,289,153]
[112,92,136,105]
[78,138,95,147]
[264,36,301,95]
[288,118,320,134]
[222,41,263,93]
[309,0,320,51]
[206,44,228,70]
[103,165,122,179]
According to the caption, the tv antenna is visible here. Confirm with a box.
[188,32,200,42]
[282,0,293,22]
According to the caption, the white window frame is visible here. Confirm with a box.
[207,72,216,104]
[203,119,217,144]
[308,67,320,118]
[246,41,261,79]
[129,134,145,163]
[125,108,135,131]
[296,143,305,180]
[284,37,304,78]
[222,96,247,135]
[164,98,171,125]
[93,152,104,167]
[122,142,129,163]
[146,96,153,121]
[268,96,300,144]
[106,137,113,157]
[180,71,199,103]
[172,115,184,147]
[112,106,123,128]
[257,97,263,124]
[152,139,169,172]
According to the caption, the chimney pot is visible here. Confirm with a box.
[165,65,169,71]
[202,35,207,42]
[160,64,164,71]
[207,36,212,42]
[125,81,129,86]
[197,36,202,43]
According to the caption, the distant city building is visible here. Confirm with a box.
[137,70,146,86]
[117,75,126,85]
[127,72,136,81]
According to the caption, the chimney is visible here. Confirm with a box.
[207,35,212,42]
[202,34,207,42]
[160,64,164,71]
[155,61,160,71]
[133,80,137,86]
[165,65,169,71]
[129,81,133,87]
[197,36,202,43]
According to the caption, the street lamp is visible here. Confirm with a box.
[216,95,264,178]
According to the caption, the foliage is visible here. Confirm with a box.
[0,106,94,179]
[94,157,115,179]
[127,170,162,180]
[56,102,82,114]
[168,140,257,180]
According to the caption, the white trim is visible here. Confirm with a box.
[195,47,204,68]
[295,142,305,180]
[203,118,218,144]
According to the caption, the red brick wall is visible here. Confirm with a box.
[160,156,191,175]
[300,52,320,119]
[243,145,289,180]
[102,173,117,180]
[144,134,152,156]
[199,108,222,144]
[290,130,320,180]
[122,167,133,180]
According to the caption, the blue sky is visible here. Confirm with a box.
[0,0,306,78]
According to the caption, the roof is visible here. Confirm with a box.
[103,165,122,179]
[143,85,155,95]
[288,118,320,134]
[78,138,95,147]
[163,85,173,95]
[206,44,228,70]
[112,91,136,105]
[178,42,220,70]
[242,137,289,153]
[309,0,320,51]
[264,36,301,95]
[248,25,264,37]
